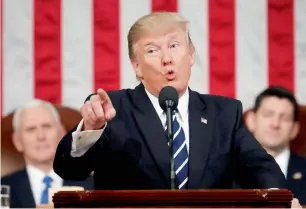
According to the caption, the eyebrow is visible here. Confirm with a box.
[143,33,181,47]
[144,37,180,47]
[144,42,158,47]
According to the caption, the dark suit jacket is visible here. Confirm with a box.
[287,154,306,204]
[1,168,94,208]
[53,83,287,190]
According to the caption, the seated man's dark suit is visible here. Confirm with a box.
[53,83,287,190]
[287,154,306,204]
[1,169,94,208]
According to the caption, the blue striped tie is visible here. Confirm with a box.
[170,112,189,189]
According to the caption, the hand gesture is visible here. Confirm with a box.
[81,88,116,130]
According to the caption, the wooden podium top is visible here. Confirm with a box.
[53,189,293,208]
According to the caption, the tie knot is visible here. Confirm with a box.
[43,176,53,185]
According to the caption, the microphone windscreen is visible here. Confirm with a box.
[158,86,179,111]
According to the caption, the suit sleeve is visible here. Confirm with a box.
[53,93,108,181]
[232,100,288,189]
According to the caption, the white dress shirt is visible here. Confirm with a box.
[26,165,63,205]
[274,147,290,179]
[70,88,190,157]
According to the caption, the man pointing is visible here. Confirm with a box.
[82,89,116,131]
[53,12,301,207]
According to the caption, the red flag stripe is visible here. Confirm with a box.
[268,0,295,92]
[34,0,61,104]
[93,0,120,91]
[152,0,178,12]
[208,0,236,98]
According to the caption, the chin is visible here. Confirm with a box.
[266,143,283,150]
[37,153,54,160]
[166,81,184,89]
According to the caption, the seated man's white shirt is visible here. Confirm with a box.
[274,147,290,179]
[70,89,190,157]
[26,165,63,205]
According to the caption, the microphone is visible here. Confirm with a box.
[158,86,179,190]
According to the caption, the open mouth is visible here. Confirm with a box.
[165,70,176,80]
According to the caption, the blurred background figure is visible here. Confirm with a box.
[1,99,94,208]
[246,86,306,204]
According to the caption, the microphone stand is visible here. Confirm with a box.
[166,106,176,190]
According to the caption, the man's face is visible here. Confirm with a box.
[132,27,195,96]
[13,106,64,166]
[251,96,299,151]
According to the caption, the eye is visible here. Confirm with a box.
[25,126,36,133]
[146,47,158,54]
[146,47,160,56]
[170,43,179,49]
[147,49,156,54]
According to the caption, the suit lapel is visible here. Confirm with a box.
[287,154,304,189]
[132,83,170,186]
[187,90,214,189]
[16,170,36,208]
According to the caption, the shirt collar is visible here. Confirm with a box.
[26,164,62,183]
[274,147,290,178]
[145,88,189,121]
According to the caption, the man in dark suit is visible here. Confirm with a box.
[245,86,306,204]
[1,99,93,208]
[53,12,301,207]
[1,168,93,208]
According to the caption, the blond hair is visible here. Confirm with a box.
[127,12,194,60]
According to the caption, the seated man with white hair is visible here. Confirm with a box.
[1,99,94,208]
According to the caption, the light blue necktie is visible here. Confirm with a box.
[40,176,53,204]
[167,111,189,189]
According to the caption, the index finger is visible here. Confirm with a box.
[97,88,111,104]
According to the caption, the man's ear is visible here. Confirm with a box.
[131,58,143,80]
[189,43,195,67]
[12,132,23,153]
[245,111,256,133]
[289,121,300,141]
[58,123,66,139]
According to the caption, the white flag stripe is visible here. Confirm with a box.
[3,0,34,115]
[236,0,268,110]
[2,0,306,117]
[294,0,306,105]
[178,0,209,94]
[62,0,93,110]
[120,0,150,90]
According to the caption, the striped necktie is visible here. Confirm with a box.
[166,111,189,189]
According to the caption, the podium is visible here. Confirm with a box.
[53,189,293,208]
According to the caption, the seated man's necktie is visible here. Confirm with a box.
[40,176,53,204]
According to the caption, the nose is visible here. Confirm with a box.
[36,128,46,141]
[161,49,173,66]
[270,116,281,129]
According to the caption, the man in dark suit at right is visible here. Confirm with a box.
[53,12,301,207]
[246,86,306,204]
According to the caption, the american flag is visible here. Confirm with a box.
[1,0,306,116]
[201,117,208,124]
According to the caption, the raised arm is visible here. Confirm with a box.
[53,89,116,181]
